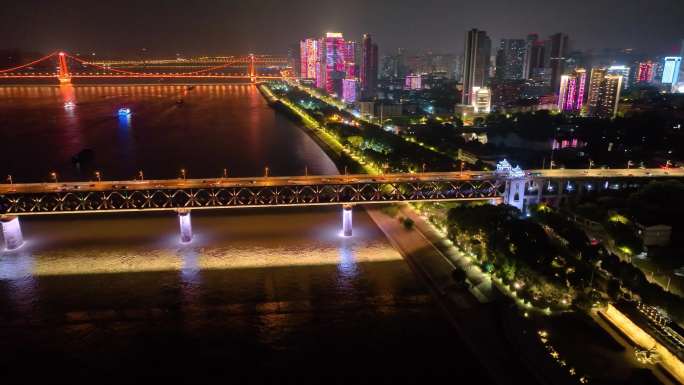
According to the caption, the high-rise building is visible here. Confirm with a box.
[637,61,655,83]
[547,33,569,92]
[344,41,358,78]
[661,57,682,86]
[319,32,347,95]
[523,34,545,80]
[607,65,631,90]
[405,74,422,90]
[471,87,492,113]
[299,38,319,79]
[462,28,491,105]
[495,39,526,80]
[557,68,586,113]
[361,34,378,98]
[587,68,622,119]
[342,78,359,103]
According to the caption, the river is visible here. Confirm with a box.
[0,84,492,383]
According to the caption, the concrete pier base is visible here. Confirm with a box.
[178,209,193,243]
[1,216,24,250]
[342,204,353,237]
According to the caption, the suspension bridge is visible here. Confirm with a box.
[0,52,289,83]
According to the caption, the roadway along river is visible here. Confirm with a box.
[0,84,492,383]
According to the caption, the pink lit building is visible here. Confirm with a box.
[299,38,319,79]
[319,32,347,95]
[557,69,586,113]
[637,61,655,83]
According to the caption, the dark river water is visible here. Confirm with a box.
[0,84,491,384]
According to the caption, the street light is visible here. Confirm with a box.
[222,168,228,179]
[422,163,426,173]
[95,171,101,182]
[589,159,595,169]
[304,165,308,176]
[180,168,186,180]
[6,175,12,185]
[50,171,58,183]
[627,160,634,169]
[264,166,269,177]
[138,170,144,180]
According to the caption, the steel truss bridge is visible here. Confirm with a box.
[0,52,289,83]
[1,168,683,216]
[0,173,505,215]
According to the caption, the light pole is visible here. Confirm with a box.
[304,165,308,177]
[627,160,634,169]
[223,168,228,179]
[50,171,58,183]
[138,170,144,181]
[180,169,186,180]
[95,171,101,182]
[6,175,12,185]
[589,159,595,169]
[264,166,269,178]
[422,163,426,173]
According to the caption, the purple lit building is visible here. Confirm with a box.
[342,78,359,103]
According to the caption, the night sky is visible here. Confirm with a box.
[2,0,683,57]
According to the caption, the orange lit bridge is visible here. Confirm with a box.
[0,52,289,83]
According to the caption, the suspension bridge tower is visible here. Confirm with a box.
[249,54,256,83]
[57,52,71,84]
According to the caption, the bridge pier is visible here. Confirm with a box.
[342,204,353,237]
[178,209,193,243]
[1,216,24,250]
[504,179,526,212]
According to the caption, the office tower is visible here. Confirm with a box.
[342,78,359,103]
[462,28,491,104]
[607,65,631,89]
[637,61,655,83]
[557,68,586,113]
[523,34,545,79]
[405,74,422,90]
[471,87,491,113]
[661,57,682,86]
[496,39,526,80]
[587,68,622,119]
[299,38,319,79]
[319,32,346,95]
[344,41,358,78]
[547,33,569,92]
[361,34,379,98]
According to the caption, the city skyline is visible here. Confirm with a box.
[1,0,683,56]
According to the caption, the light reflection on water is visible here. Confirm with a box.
[0,85,491,383]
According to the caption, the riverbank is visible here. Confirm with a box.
[258,83,364,174]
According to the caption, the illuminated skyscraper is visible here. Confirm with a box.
[361,34,378,98]
[405,74,422,90]
[463,29,491,104]
[342,78,359,103]
[587,68,622,119]
[637,61,655,83]
[318,33,346,95]
[607,65,630,89]
[557,68,586,113]
[661,57,682,86]
[299,38,319,79]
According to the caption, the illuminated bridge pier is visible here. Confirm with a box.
[178,209,193,243]
[1,216,24,250]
